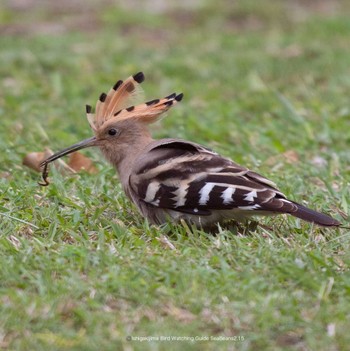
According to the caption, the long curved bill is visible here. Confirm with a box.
[39,136,97,186]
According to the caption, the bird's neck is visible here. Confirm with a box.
[112,132,155,190]
[118,136,154,196]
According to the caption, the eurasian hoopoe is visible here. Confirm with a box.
[40,72,340,228]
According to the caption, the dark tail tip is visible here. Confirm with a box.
[292,202,341,227]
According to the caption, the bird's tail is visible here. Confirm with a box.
[291,202,340,227]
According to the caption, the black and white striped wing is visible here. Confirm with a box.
[129,140,298,216]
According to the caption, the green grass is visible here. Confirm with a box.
[1,1,350,350]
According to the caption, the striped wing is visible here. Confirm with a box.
[130,140,298,216]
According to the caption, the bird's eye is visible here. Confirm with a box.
[108,128,118,136]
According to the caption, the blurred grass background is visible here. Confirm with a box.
[1,0,350,350]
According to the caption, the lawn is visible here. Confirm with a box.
[1,1,350,350]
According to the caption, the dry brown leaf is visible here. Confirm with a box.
[23,148,74,174]
[283,150,299,164]
[23,149,97,175]
[23,151,49,172]
[266,150,299,166]
[280,44,303,58]
[0,171,11,179]
[163,304,196,323]
[68,152,97,173]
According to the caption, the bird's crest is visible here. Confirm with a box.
[86,72,183,130]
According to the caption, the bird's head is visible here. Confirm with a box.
[39,72,183,185]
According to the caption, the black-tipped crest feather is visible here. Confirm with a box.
[133,72,145,83]
[99,93,107,102]
[113,80,123,90]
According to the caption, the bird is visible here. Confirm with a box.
[40,72,340,229]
